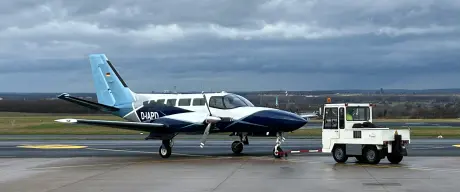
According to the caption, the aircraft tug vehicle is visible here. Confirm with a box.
[320,100,410,164]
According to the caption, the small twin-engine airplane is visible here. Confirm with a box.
[55,54,309,158]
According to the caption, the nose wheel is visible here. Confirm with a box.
[273,132,286,158]
[273,146,284,158]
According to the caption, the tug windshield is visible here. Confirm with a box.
[346,107,371,121]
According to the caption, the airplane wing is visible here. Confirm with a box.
[55,119,169,133]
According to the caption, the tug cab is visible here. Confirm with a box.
[320,99,410,164]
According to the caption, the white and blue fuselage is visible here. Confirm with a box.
[118,91,307,135]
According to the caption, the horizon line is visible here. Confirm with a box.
[3,88,460,94]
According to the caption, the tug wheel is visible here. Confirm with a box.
[363,146,380,164]
[332,145,348,163]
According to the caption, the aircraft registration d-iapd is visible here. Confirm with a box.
[55,54,309,158]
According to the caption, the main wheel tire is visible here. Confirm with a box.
[332,145,348,163]
[363,146,381,164]
[159,144,172,158]
[387,154,403,164]
[231,141,244,154]
[273,146,283,158]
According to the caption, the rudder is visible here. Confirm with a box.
[89,54,136,106]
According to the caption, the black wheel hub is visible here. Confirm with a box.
[231,141,244,154]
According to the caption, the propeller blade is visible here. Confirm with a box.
[202,92,212,116]
[200,123,212,148]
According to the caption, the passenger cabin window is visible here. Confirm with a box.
[166,99,176,106]
[145,100,161,105]
[150,100,162,104]
[209,94,250,109]
[192,98,205,106]
[156,99,165,104]
[178,98,191,106]
[323,107,338,129]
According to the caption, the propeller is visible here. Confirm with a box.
[200,92,221,148]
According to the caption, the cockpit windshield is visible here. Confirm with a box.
[235,95,255,107]
[209,94,253,109]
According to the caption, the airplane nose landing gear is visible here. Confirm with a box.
[273,132,286,158]
[242,134,249,145]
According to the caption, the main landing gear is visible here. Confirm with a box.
[159,139,173,158]
[273,132,285,158]
[231,133,248,154]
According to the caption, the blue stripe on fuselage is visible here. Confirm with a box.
[135,103,192,122]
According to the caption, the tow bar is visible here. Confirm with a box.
[277,149,323,157]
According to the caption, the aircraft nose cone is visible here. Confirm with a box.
[243,109,308,132]
[275,110,308,129]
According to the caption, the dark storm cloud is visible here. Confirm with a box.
[0,0,460,92]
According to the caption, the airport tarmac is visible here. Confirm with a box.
[1,138,460,157]
[1,138,460,192]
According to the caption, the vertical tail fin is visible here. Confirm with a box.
[89,54,136,106]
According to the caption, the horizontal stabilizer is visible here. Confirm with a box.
[57,93,119,112]
[55,118,167,132]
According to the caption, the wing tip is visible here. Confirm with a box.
[57,93,70,99]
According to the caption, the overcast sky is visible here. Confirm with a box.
[1,0,459,93]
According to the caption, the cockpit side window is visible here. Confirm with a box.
[223,95,247,109]
[209,96,225,109]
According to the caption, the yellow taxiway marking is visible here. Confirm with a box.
[17,144,88,149]
[453,145,460,148]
